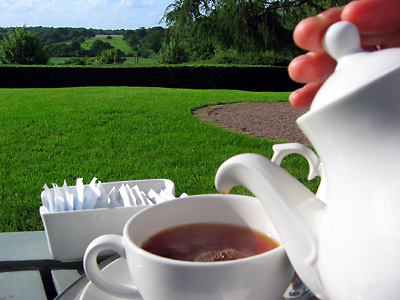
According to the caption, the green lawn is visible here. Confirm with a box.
[0,87,319,232]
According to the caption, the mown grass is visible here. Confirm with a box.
[0,87,319,232]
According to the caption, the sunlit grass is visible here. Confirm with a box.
[0,87,319,232]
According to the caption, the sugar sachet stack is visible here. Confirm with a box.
[41,177,177,213]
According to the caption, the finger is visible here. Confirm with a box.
[288,52,336,84]
[293,7,343,52]
[361,30,400,48]
[289,81,325,109]
[342,0,400,34]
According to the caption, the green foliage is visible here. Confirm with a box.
[48,56,159,66]
[125,33,141,48]
[163,0,353,63]
[96,48,126,64]
[82,35,132,55]
[137,48,153,59]
[60,57,93,66]
[45,38,89,57]
[208,50,292,66]
[188,41,215,62]
[0,26,166,61]
[279,0,355,29]
[48,37,129,59]
[90,39,114,56]
[123,26,166,58]
[159,39,190,64]
[0,26,50,65]
[41,27,99,44]
[0,1,353,66]
[142,31,163,53]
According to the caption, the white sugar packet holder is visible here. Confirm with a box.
[41,177,177,212]
[40,178,177,261]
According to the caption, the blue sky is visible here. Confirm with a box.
[0,0,173,29]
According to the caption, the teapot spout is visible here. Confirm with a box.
[215,153,327,299]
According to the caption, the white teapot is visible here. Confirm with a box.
[215,21,400,300]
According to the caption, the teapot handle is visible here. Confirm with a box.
[271,143,321,180]
[272,143,327,202]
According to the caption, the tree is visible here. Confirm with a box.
[159,39,189,64]
[86,29,96,38]
[90,40,113,56]
[44,31,62,43]
[96,48,126,64]
[68,29,81,39]
[70,39,82,51]
[0,26,50,65]
[123,30,135,40]
[126,33,141,48]
[136,27,147,38]
[142,31,163,53]
[163,0,353,60]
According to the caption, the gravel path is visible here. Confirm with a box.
[193,102,310,145]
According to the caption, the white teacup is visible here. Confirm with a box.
[83,194,293,300]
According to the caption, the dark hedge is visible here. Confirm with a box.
[0,66,302,92]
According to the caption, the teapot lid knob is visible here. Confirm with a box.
[309,21,400,112]
[322,21,363,61]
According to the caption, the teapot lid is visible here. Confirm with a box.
[310,21,400,111]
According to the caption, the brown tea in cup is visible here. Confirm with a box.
[141,223,279,262]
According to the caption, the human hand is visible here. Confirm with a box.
[288,0,400,108]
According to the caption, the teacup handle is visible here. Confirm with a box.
[84,234,141,299]
[271,143,327,202]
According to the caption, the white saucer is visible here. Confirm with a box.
[78,258,291,300]
[80,258,142,300]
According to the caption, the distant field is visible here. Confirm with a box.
[49,56,159,66]
[124,57,159,66]
[82,35,132,54]
[49,35,159,66]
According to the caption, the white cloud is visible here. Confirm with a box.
[149,10,158,18]
[74,0,107,13]
[119,0,133,7]
[0,0,9,8]
[38,0,60,12]
[118,0,154,8]
[0,0,170,29]
[9,0,39,11]
[139,1,154,7]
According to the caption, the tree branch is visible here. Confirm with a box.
[260,0,313,15]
